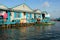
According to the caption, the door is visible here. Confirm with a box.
[42,14,45,19]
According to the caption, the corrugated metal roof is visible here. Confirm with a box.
[0,5,8,10]
[0,4,42,14]
[12,4,33,12]
[35,10,41,13]
[42,11,48,14]
[33,9,41,14]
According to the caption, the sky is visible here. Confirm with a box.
[0,0,60,18]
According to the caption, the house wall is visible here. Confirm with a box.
[41,13,50,22]
[14,12,27,19]
[10,12,14,21]
[45,14,50,22]
[13,12,29,23]
[35,13,40,18]
[4,11,50,24]
[12,12,35,23]
[32,13,34,18]
[0,11,11,24]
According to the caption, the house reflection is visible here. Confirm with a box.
[0,25,52,40]
[19,26,27,33]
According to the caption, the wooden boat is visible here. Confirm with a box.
[34,21,55,26]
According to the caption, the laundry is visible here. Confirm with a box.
[3,13,8,19]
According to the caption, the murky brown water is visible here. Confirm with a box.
[0,22,60,40]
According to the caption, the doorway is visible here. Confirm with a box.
[42,14,45,19]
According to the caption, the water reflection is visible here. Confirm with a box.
[0,22,60,40]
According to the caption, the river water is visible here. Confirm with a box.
[0,22,60,40]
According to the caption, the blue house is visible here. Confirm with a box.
[11,4,42,23]
[41,11,50,23]
[0,4,50,25]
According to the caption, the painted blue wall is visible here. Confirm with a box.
[20,12,22,18]
[41,14,50,22]
[14,12,16,18]
[0,16,4,24]
[30,13,32,18]
[26,12,28,19]
[14,12,20,18]
[5,11,50,24]
[34,13,36,18]
[13,12,20,23]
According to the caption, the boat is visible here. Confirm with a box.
[34,21,55,26]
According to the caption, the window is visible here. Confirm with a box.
[0,11,3,14]
[16,12,20,18]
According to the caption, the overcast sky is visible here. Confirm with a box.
[0,0,60,18]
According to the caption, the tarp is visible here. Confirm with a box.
[3,13,8,19]
[0,12,8,18]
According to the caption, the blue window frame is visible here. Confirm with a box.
[14,12,20,18]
